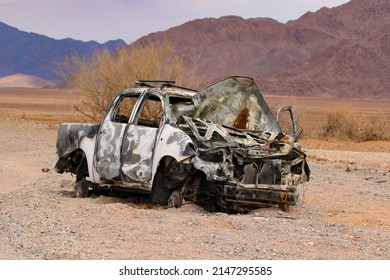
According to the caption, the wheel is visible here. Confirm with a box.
[74,179,89,198]
[167,190,183,208]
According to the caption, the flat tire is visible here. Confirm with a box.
[167,190,183,208]
[75,179,89,198]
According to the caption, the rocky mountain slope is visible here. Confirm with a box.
[131,0,389,99]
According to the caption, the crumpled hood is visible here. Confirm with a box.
[192,76,281,133]
[178,116,295,158]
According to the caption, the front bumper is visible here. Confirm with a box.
[220,182,302,211]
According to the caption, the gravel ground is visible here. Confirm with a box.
[0,119,389,260]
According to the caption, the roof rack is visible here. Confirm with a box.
[135,80,175,89]
[135,80,197,92]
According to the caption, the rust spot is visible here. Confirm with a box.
[233,108,249,129]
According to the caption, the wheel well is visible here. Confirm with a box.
[156,156,176,172]
[150,156,190,204]
[150,157,174,204]
[59,149,89,181]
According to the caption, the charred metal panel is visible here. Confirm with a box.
[55,123,99,157]
[191,156,233,181]
[121,125,158,182]
[151,124,196,180]
[54,123,99,173]
[94,120,127,181]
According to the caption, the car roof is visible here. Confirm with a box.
[118,83,197,99]
[161,86,197,98]
[135,80,197,98]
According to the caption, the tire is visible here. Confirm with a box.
[167,190,183,208]
[150,170,171,204]
[74,179,89,198]
[191,175,203,202]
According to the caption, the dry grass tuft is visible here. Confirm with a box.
[322,105,388,141]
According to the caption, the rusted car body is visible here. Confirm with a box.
[54,76,310,212]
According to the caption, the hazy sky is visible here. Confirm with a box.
[1,0,350,43]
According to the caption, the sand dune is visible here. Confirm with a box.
[0,73,54,88]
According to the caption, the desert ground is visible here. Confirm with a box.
[0,88,389,259]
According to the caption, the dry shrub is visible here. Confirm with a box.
[61,40,185,121]
[322,106,387,141]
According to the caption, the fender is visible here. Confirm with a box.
[54,123,100,182]
[150,124,196,183]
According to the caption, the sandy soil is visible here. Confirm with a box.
[0,118,389,260]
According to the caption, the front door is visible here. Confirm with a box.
[121,94,164,182]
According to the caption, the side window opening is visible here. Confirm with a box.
[137,95,164,127]
[113,95,138,123]
[169,96,195,122]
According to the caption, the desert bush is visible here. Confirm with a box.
[61,40,185,121]
[322,106,387,141]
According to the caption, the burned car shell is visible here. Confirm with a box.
[54,76,310,212]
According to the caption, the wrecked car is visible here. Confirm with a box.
[54,76,310,212]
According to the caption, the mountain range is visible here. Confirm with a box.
[130,0,389,99]
[0,0,388,99]
[0,22,126,82]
